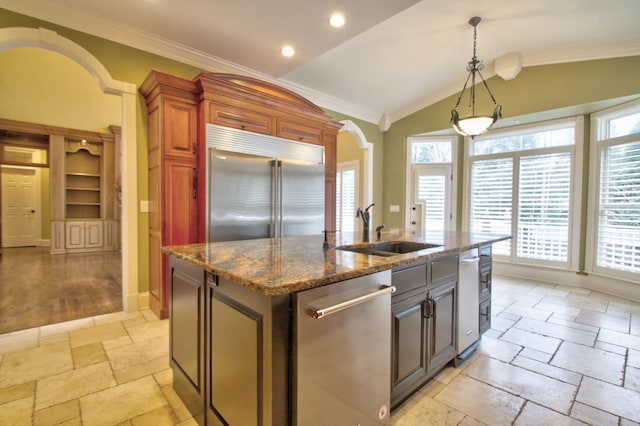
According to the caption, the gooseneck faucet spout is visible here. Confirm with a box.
[356,203,375,242]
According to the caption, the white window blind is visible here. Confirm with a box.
[517,153,571,262]
[596,141,640,273]
[470,158,513,256]
[336,167,357,232]
[417,174,445,230]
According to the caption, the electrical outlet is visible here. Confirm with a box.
[140,200,149,212]
[389,205,400,213]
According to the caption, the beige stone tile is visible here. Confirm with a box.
[39,331,69,347]
[534,301,581,317]
[0,395,33,425]
[503,304,552,321]
[34,399,81,426]
[388,395,465,426]
[72,342,107,368]
[552,341,625,385]
[477,336,522,362]
[595,340,628,355]
[515,401,586,425]
[161,384,193,422]
[547,316,600,333]
[500,327,561,354]
[125,319,169,343]
[153,369,173,387]
[570,401,619,426]
[514,317,596,346]
[434,375,524,426]
[0,342,72,387]
[79,376,167,426]
[530,285,571,298]
[494,292,545,308]
[0,328,39,354]
[93,310,143,326]
[575,309,630,333]
[576,377,640,422]
[130,404,178,426]
[489,316,516,332]
[482,329,503,339]
[620,418,640,426]
[599,329,640,351]
[0,381,34,405]
[544,295,608,313]
[631,314,640,336]
[35,361,116,410]
[433,365,464,385]
[106,334,169,373]
[114,356,169,384]
[465,356,576,414]
[512,355,582,385]
[176,418,199,426]
[39,317,95,337]
[629,348,640,368]
[607,301,640,316]
[141,309,162,322]
[458,416,488,426]
[102,335,134,351]
[69,322,127,348]
[625,366,640,392]
[519,347,552,363]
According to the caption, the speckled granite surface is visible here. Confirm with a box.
[162,230,510,296]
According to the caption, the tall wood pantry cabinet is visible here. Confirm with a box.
[141,71,342,319]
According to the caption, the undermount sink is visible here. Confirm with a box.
[338,241,441,257]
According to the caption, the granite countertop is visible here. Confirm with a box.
[162,230,510,296]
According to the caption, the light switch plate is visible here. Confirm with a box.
[140,200,149,212]
[389,204,400,212]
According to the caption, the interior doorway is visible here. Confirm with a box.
[1,165,41,247]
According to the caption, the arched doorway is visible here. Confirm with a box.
[0,27,139,315]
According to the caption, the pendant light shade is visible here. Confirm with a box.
[451,17,502,137]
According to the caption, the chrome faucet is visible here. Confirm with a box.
[376,224,385,242]
[356,203,375,242]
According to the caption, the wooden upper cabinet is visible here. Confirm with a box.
[276,120,323,145]
[206,102,273,135]
[163,97,198,159]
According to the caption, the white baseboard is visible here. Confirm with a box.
[494,262,640,303]
[137,292,150,310]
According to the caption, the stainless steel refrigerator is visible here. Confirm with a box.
[206,124,325,242]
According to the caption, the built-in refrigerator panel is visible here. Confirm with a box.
[206,123,325,243]
[209,150,274,242]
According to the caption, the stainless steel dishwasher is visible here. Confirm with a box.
[295,270,394,425]
[456,248,480,364]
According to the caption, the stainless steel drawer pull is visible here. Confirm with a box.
[460,256,479,263]
[309,285,396,319]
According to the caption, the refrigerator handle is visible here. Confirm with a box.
[272,161,278,237]
[279,161,284,238]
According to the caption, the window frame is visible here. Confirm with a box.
[586,99,640,282]
[463,116,584,270]
[406,135,458,231]
[336,160,360,233]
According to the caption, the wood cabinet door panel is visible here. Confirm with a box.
[164,159,198,246]
[163,98,197,159]
[276,120,322,145]
[426,281,457,375]
[207,102,273,135]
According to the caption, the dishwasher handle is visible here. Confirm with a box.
[309,285,396,319]
[460,256,479,264]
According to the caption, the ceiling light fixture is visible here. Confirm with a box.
[451,16,502,138]
[329,13,346,28]
[280,45,295,57]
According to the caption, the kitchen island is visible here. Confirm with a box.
[163,230,509,425]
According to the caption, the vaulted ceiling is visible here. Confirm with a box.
[2,0,640,127]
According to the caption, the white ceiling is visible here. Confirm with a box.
[2,0,640,128]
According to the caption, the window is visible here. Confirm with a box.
[336,161,359,232]
[589,101,640,279]
[407,137,456,232]
[466,118,581,267]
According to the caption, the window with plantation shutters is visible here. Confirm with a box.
[336,163,358,232]
[470,158,513,256]
[415,171,446,230]
[590,101,640,279]
[467,118,579,267]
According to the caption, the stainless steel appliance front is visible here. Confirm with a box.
[295,270,393,425]
[206,124,325,242]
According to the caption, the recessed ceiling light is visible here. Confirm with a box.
[329,13,346,28]
[280,45,295,57]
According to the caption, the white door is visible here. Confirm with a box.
[411,164,452,232]
[1,166,39,247]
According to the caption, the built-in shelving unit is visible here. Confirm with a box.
[65,140,102,219]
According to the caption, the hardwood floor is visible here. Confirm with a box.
[0,247,122,334]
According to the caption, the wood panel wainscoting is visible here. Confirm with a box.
[140,71,342,320]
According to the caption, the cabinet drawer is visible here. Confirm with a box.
[208,103,273,135]
[480,266,491,302]
[479,299,491,334]
[392,263,427,296]
[276,120,323,144]
[429,254,459,287]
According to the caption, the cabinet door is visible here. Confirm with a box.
[391,291,428,408]
[164,159,198,245]
[163,97,198,159]
[84,221,104,248]
[479,265,492,302]
[426,281,457,375]
[479,299,491,335]
[169,257,205,425]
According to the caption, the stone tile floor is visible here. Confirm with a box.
[0,275,639,425]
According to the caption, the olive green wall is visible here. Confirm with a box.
[383,56,640,229]
[337,131,365,210]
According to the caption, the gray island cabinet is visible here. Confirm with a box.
[163,231,508,425]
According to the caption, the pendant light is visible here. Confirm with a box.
[451,16,502,137]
